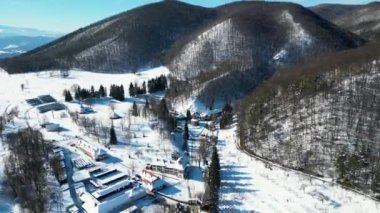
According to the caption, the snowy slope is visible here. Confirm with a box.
[217,126,380,212]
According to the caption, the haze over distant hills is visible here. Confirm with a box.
[0,25,62,59]
[311,2,380,40]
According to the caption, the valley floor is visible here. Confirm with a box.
[0,67,379,212]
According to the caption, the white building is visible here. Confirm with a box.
[76,140,107,161]
[146,157,190,178]
[141,169,165,192]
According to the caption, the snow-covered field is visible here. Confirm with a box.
[0,66,379,212]
[0,67,169,113]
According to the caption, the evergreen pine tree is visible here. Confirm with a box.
[132,101,139,116]
[75,87,81,100]
[65,90,73,102]
[220,103,233,129]
[186,110,192,121]
[207,145,221,212]
[109,84,114,98]
[142,81,147,94]
[120,84,125,101]
[210,145,221,187]
[90,85,95,97]
[110,125,117,145]
[158,99,169,120]
[184,122,189,141]
[129,83,135,97]
[183,122,189,151]
[145,99,149,110]
[99,85,106,97]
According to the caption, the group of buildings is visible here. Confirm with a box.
[72,166,167,213]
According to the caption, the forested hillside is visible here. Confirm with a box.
[0,1,217,73]
[1,1,363,105]
[166,2,364,105]
[311,2,380,40]
[239,41,380,197]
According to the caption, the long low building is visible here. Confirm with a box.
[76,140,107,161]
[78,168,147,213]
[81,184,146,213]
[146,157,190,178]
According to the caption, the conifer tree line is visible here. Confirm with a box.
[129,82,146,97]
[65,84,125,101]
[148,75,167,93]
[63,76,167,101]
[129,75,167,97]
[109,84,125,101]
[63,85,107,101]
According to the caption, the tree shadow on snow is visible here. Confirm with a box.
[187,166,203,181]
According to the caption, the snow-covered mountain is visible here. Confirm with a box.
[167,2,364,103]
[0,1,218,73]
[311,2,380,40]
[0,1,363,76]
[0,25,62,59]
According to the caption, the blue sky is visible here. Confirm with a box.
[0,0,374,33]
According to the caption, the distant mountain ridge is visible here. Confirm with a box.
[0,24,62,38]
[0,1,364,74]
[311,2,380,40]
[0,1,366,102]
[0,1,218,73]
[0,25,62,59]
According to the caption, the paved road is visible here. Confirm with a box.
[63,149,83,212]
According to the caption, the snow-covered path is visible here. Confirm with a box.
[218,125,380,213]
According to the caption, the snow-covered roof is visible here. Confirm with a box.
[142,169,160,184]
[93,179,132,199]
[149,157,189,171]
[94,147,107,158]
[76,140,107,159]
[72,170,91,182]
[46,123,60,131]
[98,172,126,185]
